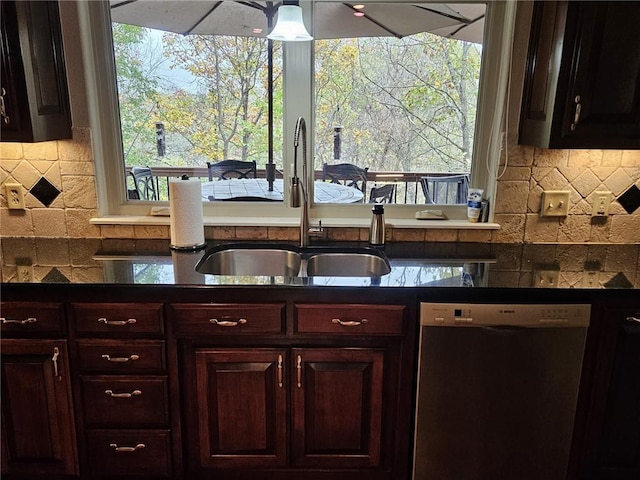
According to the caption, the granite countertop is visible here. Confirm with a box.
[1,238,639,289]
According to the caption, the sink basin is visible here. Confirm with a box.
[196,244,301,276]
[196,243,391,277]
[305,252,391,277]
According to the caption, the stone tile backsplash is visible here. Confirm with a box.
[1,132,639,243]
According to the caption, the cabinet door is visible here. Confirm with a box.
[0,0,71,142]
[0,339,78,476]
[579,306,640,479]
[189,348,287,469]
[519,1,640,149]
[292,348,384,468]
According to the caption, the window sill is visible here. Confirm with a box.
[90,215,500,230]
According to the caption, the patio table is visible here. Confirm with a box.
[201,179,364,203]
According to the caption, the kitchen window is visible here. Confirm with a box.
[77,0,516,223]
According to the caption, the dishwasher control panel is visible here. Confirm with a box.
[420,303,591,327]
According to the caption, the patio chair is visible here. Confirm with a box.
[207,160,257,181]
[322,163,368,193]
[369,184,396,204]
[128,166,159,200]
[420,174,469,204]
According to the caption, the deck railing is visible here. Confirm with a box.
[125,166,469,204]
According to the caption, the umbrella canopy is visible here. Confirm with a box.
[110,1,485,43]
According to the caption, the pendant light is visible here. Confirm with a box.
[267,1,313,41]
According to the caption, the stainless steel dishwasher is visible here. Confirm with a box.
[413,303,590,480]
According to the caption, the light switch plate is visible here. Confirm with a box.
[540,190,570,217]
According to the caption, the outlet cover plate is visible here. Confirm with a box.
[540,190,570,217]
[5,183,25,210]
[592,191,612,217]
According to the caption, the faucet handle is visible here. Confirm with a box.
[309,220,326,239]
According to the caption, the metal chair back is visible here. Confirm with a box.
[420,174,469,204]
[322,163,368,193]
[207,160,257,181]
[369,184,396,204]
[129,166,159,201]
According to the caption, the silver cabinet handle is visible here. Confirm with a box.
[98,317,137,326]
[52,347,61,380]
[209,318,247,327]
[332,318,368,326]
[0,88,9,124]
[296,355,302,388]
[277,354,283,388]
[104,389,142,398]
[109,443,145,452]
[571,95,581,131]
[1,317,37,325]
[101,354,140,363]
[626,316,640,324]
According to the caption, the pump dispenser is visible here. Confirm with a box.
[369,204,385,245]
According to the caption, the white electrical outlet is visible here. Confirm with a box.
[592,191,612,217]
[17,264,33,282]
[540,191,570,217]
[5,183,25,210]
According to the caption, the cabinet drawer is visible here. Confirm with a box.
[72,303,163,335]
[296,304,405,335]
[86,430,171,478]
[170,303,285,335]
[0,302,65,334]
[77,340,165,373]
[81,376,169,427]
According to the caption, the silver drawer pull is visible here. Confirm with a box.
[209,318,247,327]
[98,317,137,326]
[104,389,142,398]
[101,354,140,363]
[1,317,37,325]
[626,316,640,324]
[109,443,145,453]
[332,318,368,327]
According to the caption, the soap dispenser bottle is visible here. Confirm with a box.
[369,204,385,245]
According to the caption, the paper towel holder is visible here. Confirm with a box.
[169,175,207,252]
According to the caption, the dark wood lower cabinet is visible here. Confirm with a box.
[183,345,396,480]
[0,339,78,478]
[576,304,640,480]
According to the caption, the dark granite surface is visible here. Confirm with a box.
[1,238,639,289]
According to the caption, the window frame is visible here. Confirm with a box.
[76,0,516,224]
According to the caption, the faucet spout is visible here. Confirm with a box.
[290,117,310,247]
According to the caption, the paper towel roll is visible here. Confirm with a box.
[169,178,206,250]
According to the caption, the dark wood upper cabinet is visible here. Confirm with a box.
[519,1,640,149]
[0,0,71,142]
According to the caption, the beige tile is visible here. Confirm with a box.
[531,167,554,184]
[235,226,268,240]
[533,148,568,167]
[571,169,601,197]
[494,180,529,214]
[267,226,298,241]
[392,228,424,242]
[36,238,70,266]
[527,184,543,213]
[556,165,584,182]
[621,150,640,166]
[58,137,93,162]
[570,198,592,215]
[497,166,532,181]
[492,214,526,243]
[32,208,68,237]
[604,245,639,273]
[524,214,559,243]
[557,215,591,243]
[207,226,235,240]
[71,266,106,283]
[0,209,34,237]
[134,225,170,239]
[0,143,24,160]
[22,141,58,161]
[609,214,640,243]
[568,149,603,168]
[458,229,491,243]
[487,271,521,288]
[30,160,54,175]
[425,229,458,242]
[604,168,634,196]
[590,167,617,181]
[44,162,62,189]
[0,237,37,263]
[503,144,534,166]
[11,161,41,189]
[537,168,570,191]
[61,175,98,208]
[101,224,136,238]
[602,150,623,167]
[327,227,360,241]
[60,160,95,176]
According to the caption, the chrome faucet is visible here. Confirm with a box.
[290,117,323,247]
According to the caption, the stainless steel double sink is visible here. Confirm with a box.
[195,243,391,277]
